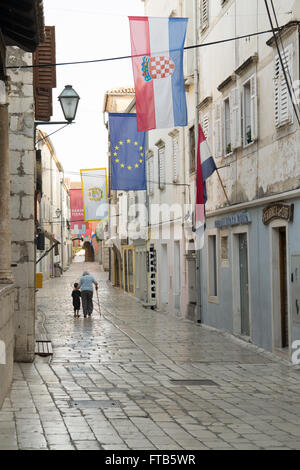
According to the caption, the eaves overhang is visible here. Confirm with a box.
[0,0,45,52]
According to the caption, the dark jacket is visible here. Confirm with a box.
[72,289,81,309]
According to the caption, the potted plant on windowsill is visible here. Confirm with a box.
[246,126,252,144]
[226,143,232,154]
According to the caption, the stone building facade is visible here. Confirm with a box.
[36,131,72,280]
[103,87,138,290]
[197,0,300,361]
[7,47,37,363]
[0,43,14,408]
[138,0,300,362]
[0,0,45,407]
[140,0,197,317]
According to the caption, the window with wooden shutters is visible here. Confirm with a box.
[200,0,209,31]
[223,97,232,154]
[158,145,166,190]
[250,74,258,141]
[35,88,53,122]
[189,126,195,174]
[231,87,242,149]
[172,133,179,183]
[33,26,56,122]
[129,191,136,219]
[135,193,139,219]
[214,102,223,157]
[274,44,294,127]
[242,74,258,146]
[201,114,210,145]
[148,157,154,196]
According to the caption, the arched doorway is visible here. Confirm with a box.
[83,241,95,262]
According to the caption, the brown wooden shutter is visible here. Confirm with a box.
[35,88,53,121]
[33,26,56,88]
[34,26,56,121]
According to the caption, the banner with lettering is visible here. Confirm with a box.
[80,168,108,222]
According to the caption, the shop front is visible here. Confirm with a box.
[200,195,300,362]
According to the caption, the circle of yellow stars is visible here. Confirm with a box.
[112,139,144,170]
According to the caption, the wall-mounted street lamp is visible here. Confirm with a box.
[58,85,80,123]
[34,85,80,144]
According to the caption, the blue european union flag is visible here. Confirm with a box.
[109,113,146,191]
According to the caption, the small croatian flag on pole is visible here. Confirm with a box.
[129,16,188,132]
[194,125,217,250]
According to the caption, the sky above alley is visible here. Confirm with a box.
[43,0,144,181]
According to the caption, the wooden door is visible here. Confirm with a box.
[239,233,250,337]
[279,228,288,348]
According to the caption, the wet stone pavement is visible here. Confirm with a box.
[1,259,300,450]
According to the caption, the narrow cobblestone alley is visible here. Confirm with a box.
[1,259,300,450]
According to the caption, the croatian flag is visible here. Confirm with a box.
[195,125,217,250]
[129,16,188,132]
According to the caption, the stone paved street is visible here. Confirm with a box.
[1,259,300,450]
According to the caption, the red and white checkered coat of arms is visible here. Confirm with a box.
[142,56,175,82]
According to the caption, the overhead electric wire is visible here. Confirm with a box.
[264,1,300,127]
[6,26,287,70]
[46,6,291,18]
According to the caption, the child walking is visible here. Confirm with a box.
[72,283,81,318]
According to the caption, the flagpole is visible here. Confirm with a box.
[193,0,202,325]
[216,168,230,205]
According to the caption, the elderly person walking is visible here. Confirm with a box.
[79,271,98,318]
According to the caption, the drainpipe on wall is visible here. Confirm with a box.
[108,125,112,282]
[50,156,54,277]
[60,171,64,272]
[145,132,152,304]
[193,0,202,323]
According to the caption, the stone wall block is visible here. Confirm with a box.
[22,150,35,173]
[10,150,35,176]
[20,195,34,220]
[23,114,34,138]
[8,97,34,115]
[9,115,33,139]
[14,331,35,363]
[22,85,34,98]
[9,133,33,151]
[9,151,23,174]
[10,194,21,219]
[0,287,15,329]
[13,286,20,311]
[9,115,21,132]
[9,71,33,85]
[14,289,34,328]
[12,261,35,289]
[11,241,35,265]
[14,310,27,335]
[0,286,15,408]
[10,175,35,196]
[11,219,35,243]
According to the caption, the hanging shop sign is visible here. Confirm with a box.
[215,212,251,229]
[262,203,294,225]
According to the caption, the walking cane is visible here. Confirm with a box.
[96,287,101,317]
